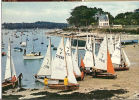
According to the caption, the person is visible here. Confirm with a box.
[123,62,127,67]
[11,75,17,87]
[64,76,68,86]
[44,76,48,89]
[34,74,38,79]
[39,52,41,56]
[24,49,26,55]
[18,73,23,88]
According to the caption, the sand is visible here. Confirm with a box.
[2,44,139,99]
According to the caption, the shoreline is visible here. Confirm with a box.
[2,44,139,99]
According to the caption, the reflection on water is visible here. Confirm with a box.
[1,29,98,89]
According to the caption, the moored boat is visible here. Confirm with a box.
[2,39,19,91]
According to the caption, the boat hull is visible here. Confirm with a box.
[92,73,117,79]
[114,67,129,71]
[2,80,18,92]
[48,84,79,90]
[23,55,44,59]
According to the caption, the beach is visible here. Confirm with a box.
[2,44,139,100]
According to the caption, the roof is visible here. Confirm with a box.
[99,14,109,21]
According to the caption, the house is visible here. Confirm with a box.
[98,14,109,28]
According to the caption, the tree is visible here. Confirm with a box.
[67,6,114,27]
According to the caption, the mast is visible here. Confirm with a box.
[32,32,34,53]
[91,34,95,67]
[63,36,68,77]
[49,37,52,74]
[77,37,79,66]
[120,33,122,65]
[9,38,12,79]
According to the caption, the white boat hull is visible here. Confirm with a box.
[23,56,44,59]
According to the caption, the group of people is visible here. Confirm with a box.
[10,73,23,88]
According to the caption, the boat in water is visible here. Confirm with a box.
[14,47,23,52]
[35,38,52,82]
[23,35,44,60]
[2,39,19,91]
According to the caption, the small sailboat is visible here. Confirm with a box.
[14,47,23,52]
[111,36,130,71]
[92,36,117,79]
[83,35,95,74]
[2,39,19,91]
[48,37,79,90]
[72,41,81,80]
[35,38,52,82]
[23,35,43,60]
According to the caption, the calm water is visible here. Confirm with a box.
[2,29,96,89]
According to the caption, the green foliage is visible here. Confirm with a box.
[67,6,114,27]
[67,6,139,26]
[114,12,139,25]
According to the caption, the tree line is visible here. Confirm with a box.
[2,21,68,29]
[67,6,139,27]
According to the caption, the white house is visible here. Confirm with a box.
[99,14,109,28]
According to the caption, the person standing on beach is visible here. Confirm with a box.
[11,75,17,87]
[64,76,68,88]
[18,73,23,88]
[44,76,48,89]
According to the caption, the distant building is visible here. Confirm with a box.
[112,25,123,29]
[134,9,139,13]
[98,14,109,28]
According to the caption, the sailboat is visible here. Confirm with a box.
[111,36,130,71]
[23,33,44,60]
[92,36,117,79]
[83,35,95,74]
[108,35,114,56]
[72,41,81,80]
[35,38,52,82]
[48,37,79,90]
[2,39,18,91]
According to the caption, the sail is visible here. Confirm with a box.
[72,46,81,76]
[95,36,107,70]
[122,49,131,67]
[83,36,94,68]
[93,37,96,65]
[37,38,51,76]
[4,40,12,80]
[111,37,121,65]
[51,37,67,80]
[65,38,77,84]
[11,57,16,77]
[108,35,114,55]
[107,50,115,74]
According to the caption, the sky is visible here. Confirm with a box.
[2,2,139,23]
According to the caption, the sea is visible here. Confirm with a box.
[1,29,98,89]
